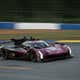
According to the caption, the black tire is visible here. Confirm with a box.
[36,54,43,62]
[2,49,15,59]
[65,50,72,58]
[28,53,42,62]
[29,53,37,62]
[28,49,43,62]
[2,49,9,59]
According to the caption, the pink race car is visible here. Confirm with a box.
[1,40,72,62]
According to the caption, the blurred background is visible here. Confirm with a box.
[0,0,80,23]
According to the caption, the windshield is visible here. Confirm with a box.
[23,41,50,49]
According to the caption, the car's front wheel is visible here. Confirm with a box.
[67,51,73,58]
[28,53,37,62]
[28,53,42,62]
[67,46,73,58]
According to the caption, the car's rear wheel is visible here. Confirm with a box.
[2,49,15,59]
[2,49,9,59]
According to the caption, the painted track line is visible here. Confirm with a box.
[0,66,32,70]
[57,40,80,43]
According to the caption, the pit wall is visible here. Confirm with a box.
[0,22,80,29]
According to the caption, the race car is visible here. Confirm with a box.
[0,39,72,62]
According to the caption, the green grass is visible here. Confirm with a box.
[1,17,80,23]
[0,30,80,40]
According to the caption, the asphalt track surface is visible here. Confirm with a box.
[0,43,80,80]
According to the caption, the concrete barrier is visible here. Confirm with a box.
[0,22,80,30]
[15,23,60,29]
[0,22,15,29]
[60,23,80,30]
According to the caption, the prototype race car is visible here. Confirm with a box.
[0,37,72,62]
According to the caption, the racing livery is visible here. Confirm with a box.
[0,37,72,62]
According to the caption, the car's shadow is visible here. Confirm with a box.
[0,56,73,63]
[42,56,73,63]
